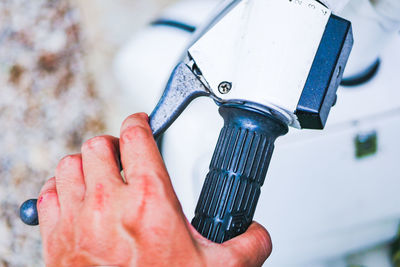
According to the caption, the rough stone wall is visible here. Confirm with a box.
[0,1,105,266]
[0,0,178,265]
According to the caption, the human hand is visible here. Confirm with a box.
[37,113,272,267]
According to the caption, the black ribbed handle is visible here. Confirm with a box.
[191,105,288,243]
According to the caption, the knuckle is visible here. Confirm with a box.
[135,174,162,196]
[45,176,56,186]
[39,189,58,199]
[121,113,148,128]
[121,125,151,143]
[82,136,112,152]
[129,168,162,185]
[130,171,174,203]
[56,155,81,173]
[38,190,58,209]
[39,177,56,194]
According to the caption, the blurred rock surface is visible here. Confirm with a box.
[0,0,177,266]
[0,0,104,266]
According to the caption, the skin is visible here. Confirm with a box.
[37,113,272,267]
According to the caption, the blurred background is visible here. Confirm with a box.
[0,0,173,266]
[1,0,400,266]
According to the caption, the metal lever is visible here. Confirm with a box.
[149,62,210,138]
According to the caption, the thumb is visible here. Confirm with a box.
[223,222,272,267]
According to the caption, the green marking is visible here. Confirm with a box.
[355,131,378,159]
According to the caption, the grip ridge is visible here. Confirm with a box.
[192,105,287,243]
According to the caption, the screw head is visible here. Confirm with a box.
[218,81,232,94]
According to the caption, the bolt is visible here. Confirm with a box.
[218,81,232,94]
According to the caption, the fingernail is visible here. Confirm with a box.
[114,151,127,184]
[115,152,123,172]
[120,170,127,184]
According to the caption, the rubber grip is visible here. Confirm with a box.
[191,105,288,243]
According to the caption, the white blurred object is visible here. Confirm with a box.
[340,0,400,78]
[188,0,331,128]
[114,0,400,266]
[320,0,351,13]
[113,0,220,116]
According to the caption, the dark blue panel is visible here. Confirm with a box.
[296,15,353,129]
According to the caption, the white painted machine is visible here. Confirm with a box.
[114,0,400,265]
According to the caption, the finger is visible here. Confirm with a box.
[81,135,121,199]
[119,113,168,186]
[55,154,85,214]
[38,177,60,237]
[119,113,183,229]
[222,222,272,267]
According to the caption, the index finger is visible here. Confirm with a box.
[119,113,169,186]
